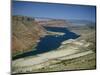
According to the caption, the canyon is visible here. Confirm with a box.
[12,16,96,74]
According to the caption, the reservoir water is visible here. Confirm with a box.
[13,27,80,60]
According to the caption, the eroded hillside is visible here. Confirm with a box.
[12,16,46,56]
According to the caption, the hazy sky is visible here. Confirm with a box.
[12,1,96,22]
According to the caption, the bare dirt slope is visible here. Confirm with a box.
[12,16,46,56]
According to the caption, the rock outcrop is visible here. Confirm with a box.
[12,16,46,56]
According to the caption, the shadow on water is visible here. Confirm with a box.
[13,27,80,60]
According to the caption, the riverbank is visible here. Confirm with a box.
[12,25,96,74]
[12,37,95,74]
